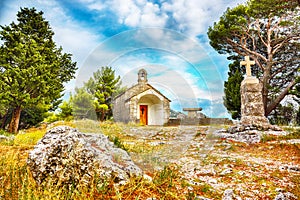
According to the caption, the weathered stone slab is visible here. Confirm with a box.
[27,126,142,187]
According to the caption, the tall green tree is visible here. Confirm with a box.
[85,67,120,121]
[72,87,96,120]
[208,0,300,117]
[0,7,77,133]
[223,59,244,119]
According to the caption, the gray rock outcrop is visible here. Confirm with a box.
[0,135,14,143]
[27,126,142,186]
[214,124,287,144]
[222,189,242,200]
[274,192,297,200]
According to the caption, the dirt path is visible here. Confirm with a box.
[122,125,300,199]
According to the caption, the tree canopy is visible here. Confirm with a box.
[223,59,244,119]
[84,66,121,121]
[208,0,300,117]
[0,7,77,133]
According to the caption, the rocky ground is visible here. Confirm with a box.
[2,122,298,199]
[114,125,300,199]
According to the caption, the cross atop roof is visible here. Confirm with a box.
[240,56,255,77]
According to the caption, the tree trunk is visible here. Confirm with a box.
[8,106,22,133]
[1,109,10,129]
[265,80,296,116]
[262,70,270,116]
[100,110,106,121]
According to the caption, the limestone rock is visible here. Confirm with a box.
[0,135,8,141]
[196,196,212,200]
[214,124,287,144]
[240,77,269,126]
[274,192,297,200]
[213,129,261,144]
[0,135,14,142]
[222,189,242,200]
[27,126,142,186]
[220,168,233,176]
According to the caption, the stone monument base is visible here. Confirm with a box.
[240,77,269,126]
[214,76,287,143]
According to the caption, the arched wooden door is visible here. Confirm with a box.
[139,105,148,125]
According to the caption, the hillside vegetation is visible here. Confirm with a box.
[0,120,299,199]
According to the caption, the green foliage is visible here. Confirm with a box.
[43,97,74,123]
[58,96,74,121]
[59,101,73,118]
[72,87,96,120]
[19,104,49,129]
[84,66,121,121]
[0,104,49,130]
[110,136,128,151]
[0,129,12,137]
[223,60,244,119]
[43,112,60,123]
[153,166,179,192]
[208,4,249,54]
[280,128,300,140]
[208,0,300,117]
[0,7,77,133]
[269,103,295,125]
[261,134,278,143]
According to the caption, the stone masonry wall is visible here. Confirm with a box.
[240,77,268,126]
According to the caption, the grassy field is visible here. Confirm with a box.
[0,120,299,199]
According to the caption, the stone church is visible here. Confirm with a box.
[113,69,171,125]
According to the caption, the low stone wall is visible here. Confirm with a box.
[167,118,233,126]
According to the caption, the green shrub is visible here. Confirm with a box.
[111,136,128,151]
[44,112,60,123]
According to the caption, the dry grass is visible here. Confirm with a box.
[0,121,300,199]
[0,145,210,199]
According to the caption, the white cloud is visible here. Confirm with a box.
[70,0,246,38]
[1,0,102,67]
[77,0,105,10]
[109,0,168,27]
[162,0,246,36]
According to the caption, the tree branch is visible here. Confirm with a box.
[266,79,296,115]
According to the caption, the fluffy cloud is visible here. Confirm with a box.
[162,0,246,36]
[1,0,101,66]
[77,0,246,37]
[1,0,245,116]
[110,0,168,27]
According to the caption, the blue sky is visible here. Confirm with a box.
[0,0,247,118]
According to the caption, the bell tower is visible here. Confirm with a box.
[138,69,148,84]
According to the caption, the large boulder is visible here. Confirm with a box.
[27,126,142,186]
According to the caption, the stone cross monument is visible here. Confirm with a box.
[240,56,269,126]
[240,56,255,77]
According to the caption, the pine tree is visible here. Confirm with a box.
[0,8,77,133]
[85,67,120,121]
[208,0,300,117]
[58,96,73,120]
[223,60,244,119]
[72,87,96,120]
